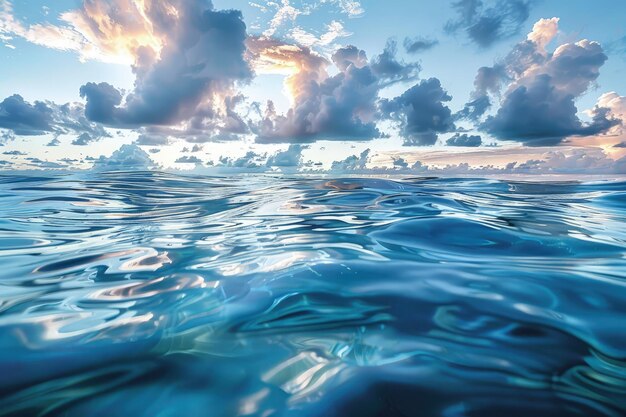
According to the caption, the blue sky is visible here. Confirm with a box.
[0,0,625,174]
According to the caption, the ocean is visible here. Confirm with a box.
[1,171,625,416]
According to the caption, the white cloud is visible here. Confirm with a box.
[263,0,305,37]
[322,0,364,17]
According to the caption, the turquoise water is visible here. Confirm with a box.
[1,172,626,416]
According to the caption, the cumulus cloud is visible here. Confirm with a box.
[266,144,306,167]
[77,0,251,138]
[0,95,53,135]
[217,151,265,169]
[445,0,532,48]
[250,39,419,143]
[588,92,626,138]
[330,148,371,171]
[92,144,155,170]
[0,94,109,140]
[381,78,456,146]
[461,18,617,145]
[446,133,482,147]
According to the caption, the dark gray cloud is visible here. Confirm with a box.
[445,0,532,48]
[403,37,439,54]
[251,39,420,143]
[370,40,421,85]
[80,1,251,131]
[481,38,614,145]
[456,95,492,121]
[3,150,26,156]
[457,18,617,145]
[446,133,482,147]
[381,78,456,146]
[0,94,110,142]
[0,95,53,135]
[456,64,507,120]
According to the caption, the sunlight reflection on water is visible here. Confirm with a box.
[0,172,625,416]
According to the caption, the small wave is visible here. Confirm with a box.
[0,172,625,416]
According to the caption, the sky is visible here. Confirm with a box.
[0,0,625,174]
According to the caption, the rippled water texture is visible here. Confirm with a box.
[1,172,626,417]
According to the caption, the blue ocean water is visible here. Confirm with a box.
[1,171,626,417]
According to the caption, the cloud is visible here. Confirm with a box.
[288,20,351,50]
[322,0,365,17]
[24,158,67,169]
[461,18,617,145]
[590,92,626,138]
[0,94,110,141]
[446,133,482,147]
[72,132,98,146]
[329,147,626,175]
[263,0,305,38]
[78,0,251,135]
[445,0,532,48]
[266,144,306,167]
[135,133,171,146]
[0,2,90,58]
[0,95,53,135]
[381,78,456,146]
[0,130,16,144]
[330,148,370,171]
[250,39,419,143]
[92,144,155,170]
[3,150,26,156]
[403,37,439,54]
[370,40,421,85]
[175,155,204,164]
[218,151,265,169]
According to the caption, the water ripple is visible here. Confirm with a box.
[0,172,625,416]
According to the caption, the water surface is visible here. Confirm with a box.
[1,172,625,416]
